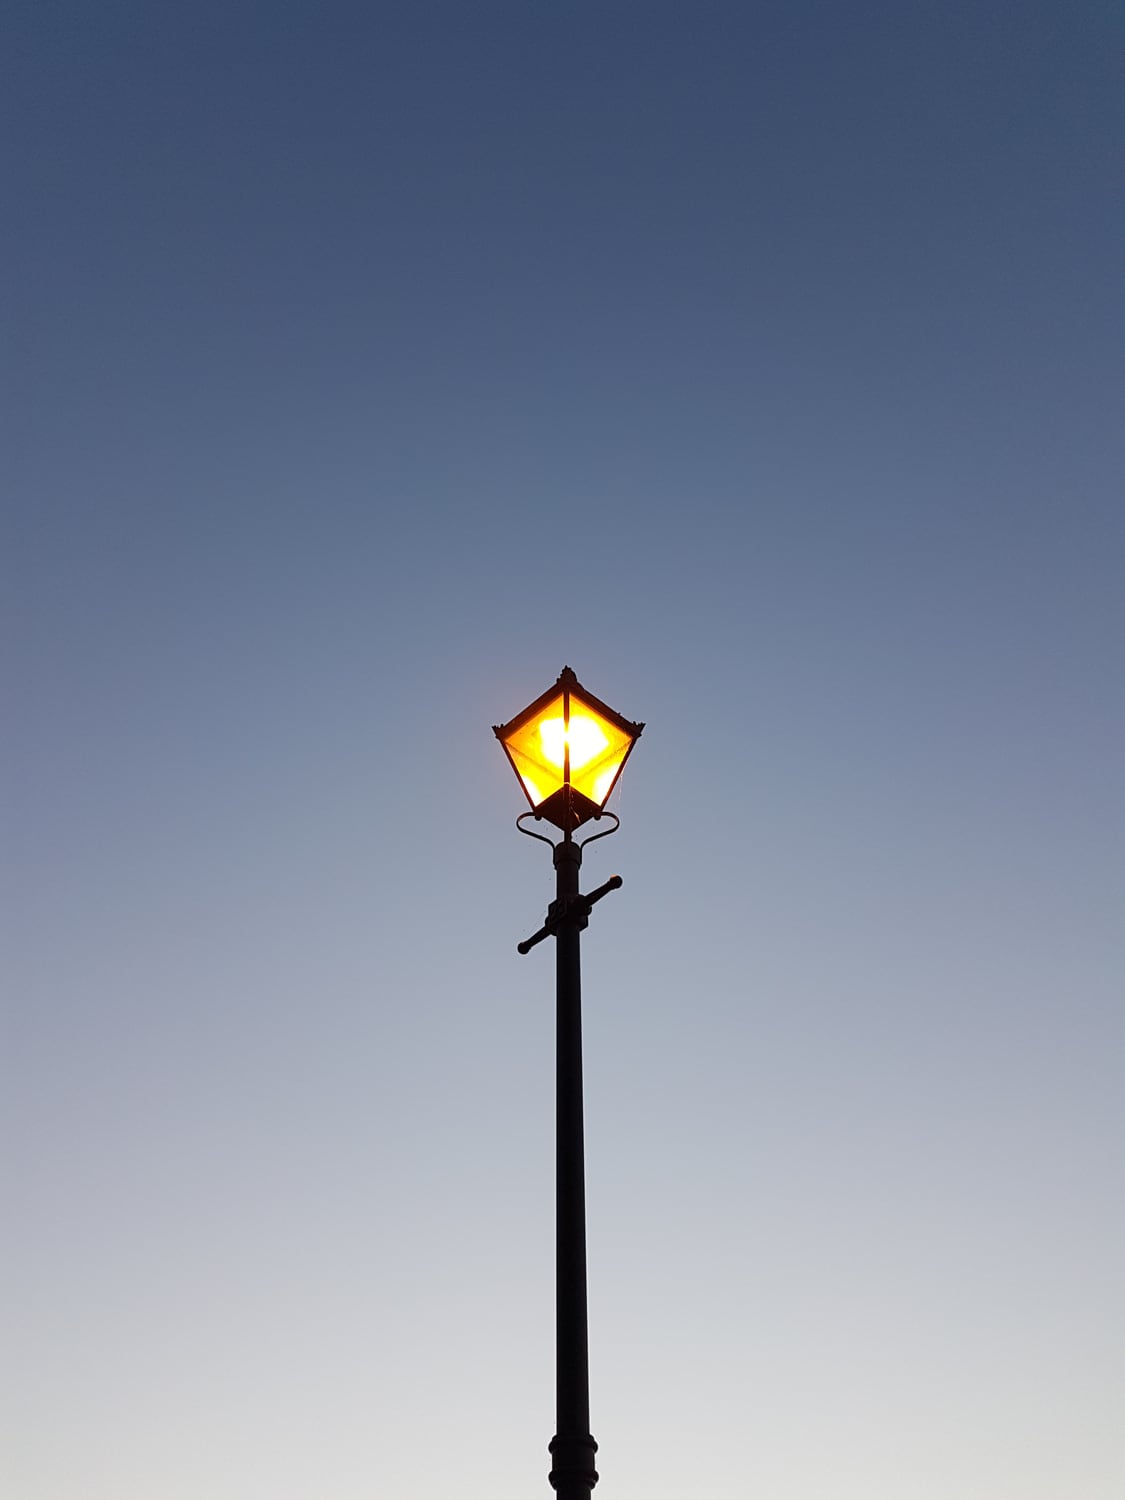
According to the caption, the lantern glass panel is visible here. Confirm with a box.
[500,692,636,813]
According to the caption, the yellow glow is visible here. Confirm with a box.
[500,689,636,815]
[537,714,610,771]
[591,765,619,804]
[518,769,552,805]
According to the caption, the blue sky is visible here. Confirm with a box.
[4,4,1123,1497]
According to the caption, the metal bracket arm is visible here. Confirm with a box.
[517,875,623,955]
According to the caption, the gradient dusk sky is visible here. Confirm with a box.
[4,4,1123,1498]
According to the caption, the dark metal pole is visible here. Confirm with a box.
[548,833,599,1497]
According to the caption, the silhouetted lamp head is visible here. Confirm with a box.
[493,667,644,832]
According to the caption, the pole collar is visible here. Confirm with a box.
[548,1432,599,1492]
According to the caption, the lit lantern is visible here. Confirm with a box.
[493,666,645,831]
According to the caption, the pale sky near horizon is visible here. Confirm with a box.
[4,4,1123,1498]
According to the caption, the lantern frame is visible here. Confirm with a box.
[493,666,644,832]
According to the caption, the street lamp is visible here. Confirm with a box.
[493,666,644,1498]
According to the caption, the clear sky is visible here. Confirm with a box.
[3,4,1122,1497]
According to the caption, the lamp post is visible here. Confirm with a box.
[493,667,644,1498]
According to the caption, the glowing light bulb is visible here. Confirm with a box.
[538,714,610,771]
